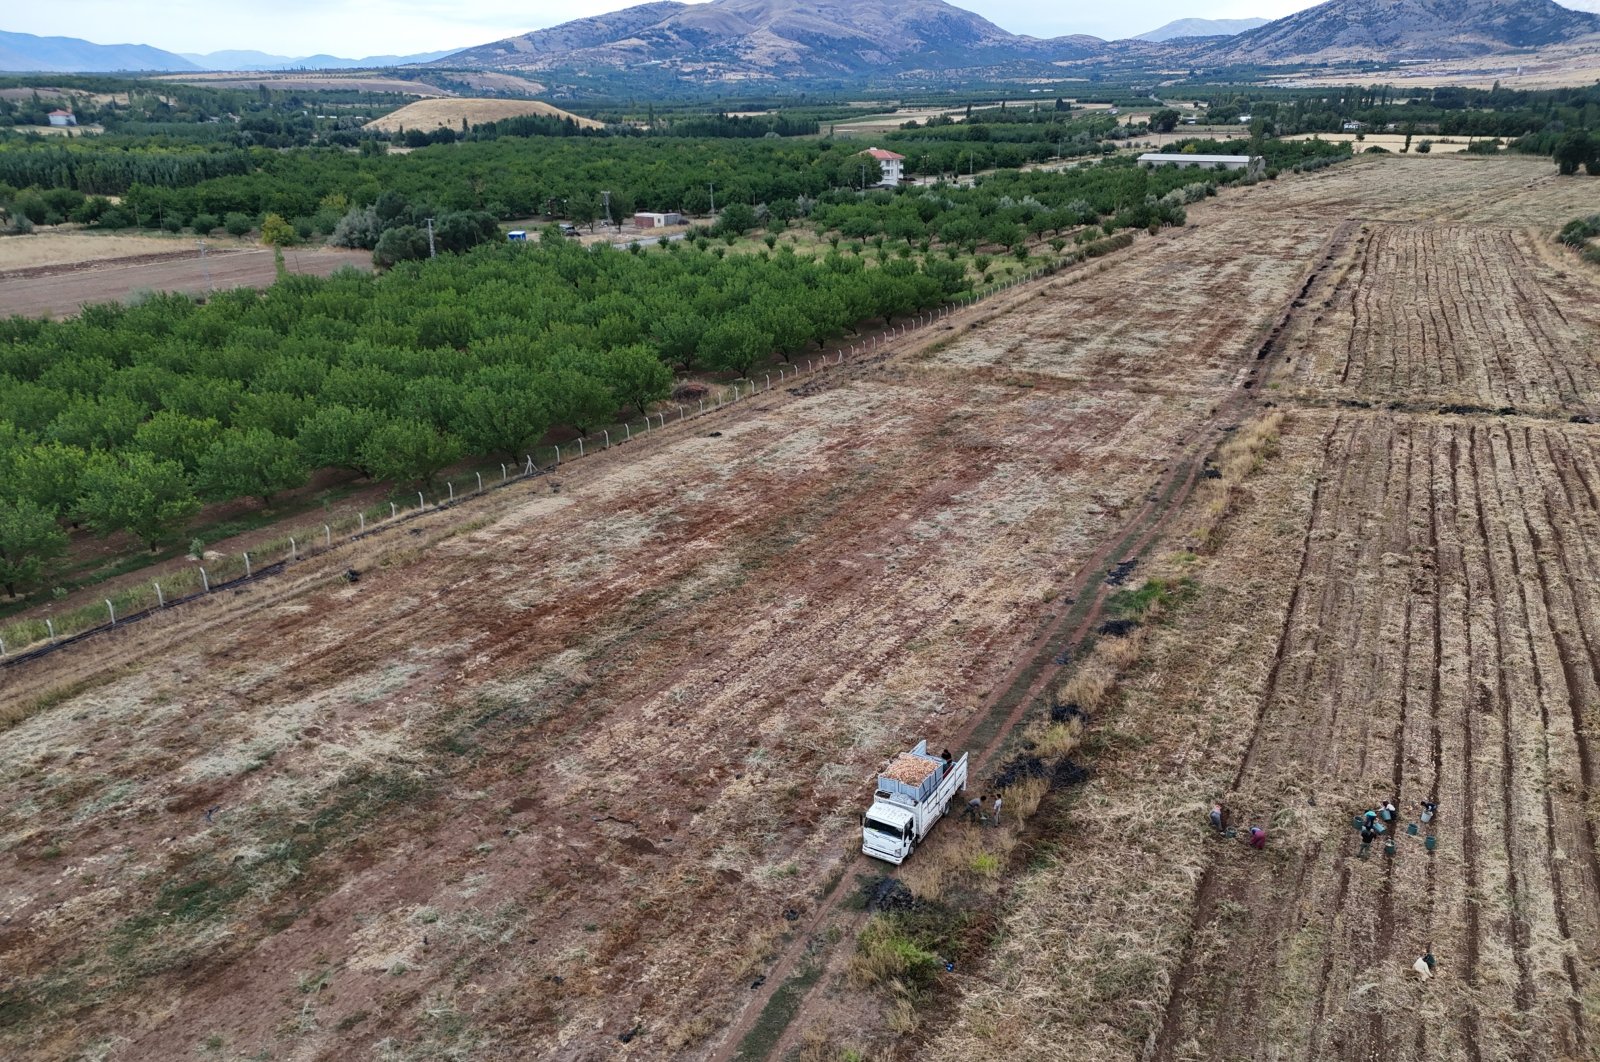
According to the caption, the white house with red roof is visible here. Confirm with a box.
[47,109,78,127]
[862,147,904,187]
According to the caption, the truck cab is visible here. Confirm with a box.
[862,804,917,864]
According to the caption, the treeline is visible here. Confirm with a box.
[1200,83,1600,141]
[85,138,897,230]
[0,233,968,587]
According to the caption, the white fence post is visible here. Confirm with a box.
[678,405,685,421]
[765,373,771,390]
[289,537,297,560]
[243,553,252,578]
[524,455,534,475]
[46,618,55,640]
[476,472,483,492]
[106,598,115,625]
[577,438,585,457]
[447,482,455,502]
[359,513,366,532]
[200,568,210,592]
[603,429,611,449]
[700,398,706,412]
[416,491,425,510]
[625,423,632,441]
[501,462,508,481]
[390,502,397,519]
[325,524,332,547]
[154,582,164,608]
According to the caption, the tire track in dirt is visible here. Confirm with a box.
[709,203,1366,1062]
[713,412,1220,1062]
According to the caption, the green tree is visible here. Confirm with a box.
[133,412,221,474]
[713,202,758,237]
[357,418,462,486]
[594,344,672,417]
[260,212,297,246]
[7,442,88,518]
[223,211,254,237]
[699,318,771,377]
[296,404,382,475]
[453,385,551,458]
[77,452,200,550]
[1554,132,1597,176]
[373,225,429,268]
[1148,109,1181,133]
[539,369,616,435]
[196,428,308,505]
[0,498,67,597]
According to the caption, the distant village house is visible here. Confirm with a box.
[47,109,78,127]
[862,147,905,188]
[1138,153,1266,179]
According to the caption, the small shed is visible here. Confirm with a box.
[47,109,78,127]
[634,211,684,229]
[506,230,528,241]
[1138,153,1265,179]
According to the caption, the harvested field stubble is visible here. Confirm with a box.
[0,351,1217,1058]
[937,156,1600,1062]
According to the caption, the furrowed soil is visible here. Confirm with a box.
[935,156,1600,1062]
[3,155,1598,1062]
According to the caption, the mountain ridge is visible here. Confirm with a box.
[0,29,197,73]
[1134,17,1270,42]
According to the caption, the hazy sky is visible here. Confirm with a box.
[11,0,1600,58]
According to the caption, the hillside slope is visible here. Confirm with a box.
[434,0,1101,76]
[1135,17,1269,42]
[1193,0,1600,62]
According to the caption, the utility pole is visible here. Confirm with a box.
[198,239,211,293]
[708,182,715,217]
[425,216,436,258]
[860,161,866,191]
[602,190,612,229]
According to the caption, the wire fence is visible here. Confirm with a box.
[0,239,1118,669]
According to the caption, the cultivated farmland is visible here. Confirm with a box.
[2,155,1598,1061]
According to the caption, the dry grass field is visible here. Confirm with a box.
[3,154,1598,1062]
[933,155,1600,1062]
[364,98,600,133]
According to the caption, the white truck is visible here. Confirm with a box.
[860,740,968,865]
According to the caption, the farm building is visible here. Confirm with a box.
[634,212,684,229]
[47,109,77,127]
[861,147,905,187]
[506,230,528,241]
[1139,153,1265,179]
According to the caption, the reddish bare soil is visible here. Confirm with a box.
[5,155,1598,1062]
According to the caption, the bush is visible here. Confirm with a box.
[223,212,254,237]
[1415,140,1433,154]
[191,212,220,234]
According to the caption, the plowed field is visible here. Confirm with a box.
[4,155,1600,1062]
[936,156,1600,1062]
